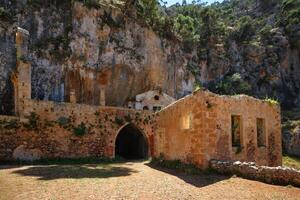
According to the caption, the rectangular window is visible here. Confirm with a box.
[182,114,192,130]
[257,118,266,147]
[231,115,242,147]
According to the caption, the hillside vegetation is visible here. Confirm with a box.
[129,0,300,108]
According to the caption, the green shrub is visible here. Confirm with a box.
[0,7,12,22]
[259,24,272,42]
[216,73,252,95]
[79,0,101,9]
[57,116,71,128]
[73,122,87,136]
[264,97,279,106]
[26,0,43,8]
[24,112,40,131]
[124,114,132,123]
[0,119,19,130]
[115,116,124,126]
[280,0,300,46]
[231,16,256,42]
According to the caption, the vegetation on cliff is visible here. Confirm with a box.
[128,0,300,107]
[0,0,299,111]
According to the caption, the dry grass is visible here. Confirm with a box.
[283,155,300,170]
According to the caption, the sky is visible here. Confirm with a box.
[165,0,224,6]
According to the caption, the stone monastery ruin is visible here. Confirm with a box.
[0,28,282,169]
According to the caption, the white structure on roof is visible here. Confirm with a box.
[128,90,176,111]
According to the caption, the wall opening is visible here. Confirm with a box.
[115,124,148,160]
[231,115,242,147]
[153,106,161,112]
[257,118,266,147]
[182,113,193,130]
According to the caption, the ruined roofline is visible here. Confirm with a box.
[158,89,280,113]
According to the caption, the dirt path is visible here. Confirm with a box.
[0,161,300,200]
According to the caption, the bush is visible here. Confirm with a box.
[115,116,124,126]
[82,0,101,9]
[280,0,300,45]
[216,73,252,95]
[0,119,19,130]
[24,112,40,131]
[0,7,12,22]
[264,97,279,106]
[231,16,256,42]
[259,25,272,42]
[73,122,87,136]
[57,116,71,127]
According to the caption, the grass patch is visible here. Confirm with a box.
[264,97,279,106]
[283,155,300,170]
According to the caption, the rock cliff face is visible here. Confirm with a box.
[204,31,300,109]
[0,0,299,116]
[0,0,195,115]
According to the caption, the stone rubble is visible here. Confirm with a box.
[210,159,300,187]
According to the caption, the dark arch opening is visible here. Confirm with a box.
[115,124,148,160]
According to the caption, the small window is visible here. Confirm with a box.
[143,106,149,110]
[231,115,242,147]
[153,106,161,112]
[182,114,192,130]
[257,118,266,147]
[154,95,160,101]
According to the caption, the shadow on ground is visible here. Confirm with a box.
[11,164,138,180]
[147,163,230,188]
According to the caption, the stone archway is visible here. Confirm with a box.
[115,123,149,160]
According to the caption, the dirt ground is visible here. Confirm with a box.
[0,161,300,200]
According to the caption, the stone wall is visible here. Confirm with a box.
[210,160,300,187]
[0,100,155,161]
[154,90,282,169]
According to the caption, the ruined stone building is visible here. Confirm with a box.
[0,27,282,169]
[127,90,176,111]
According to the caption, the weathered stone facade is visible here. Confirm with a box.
[0,27,282,171]
[154,90,282,169]
[0,105,155,161]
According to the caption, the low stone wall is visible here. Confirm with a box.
[210,160,300,187]
[0,100,156,161]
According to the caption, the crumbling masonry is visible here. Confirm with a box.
[0,28,282,169]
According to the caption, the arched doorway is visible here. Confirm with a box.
[115,123,149,160]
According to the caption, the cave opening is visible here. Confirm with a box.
[115,124,148,160]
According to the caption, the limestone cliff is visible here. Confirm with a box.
[0,0,195,115]
[0,0,299,116]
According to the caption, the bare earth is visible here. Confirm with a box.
[0,161,299,200]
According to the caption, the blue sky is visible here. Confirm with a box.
[165,0,223,6]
